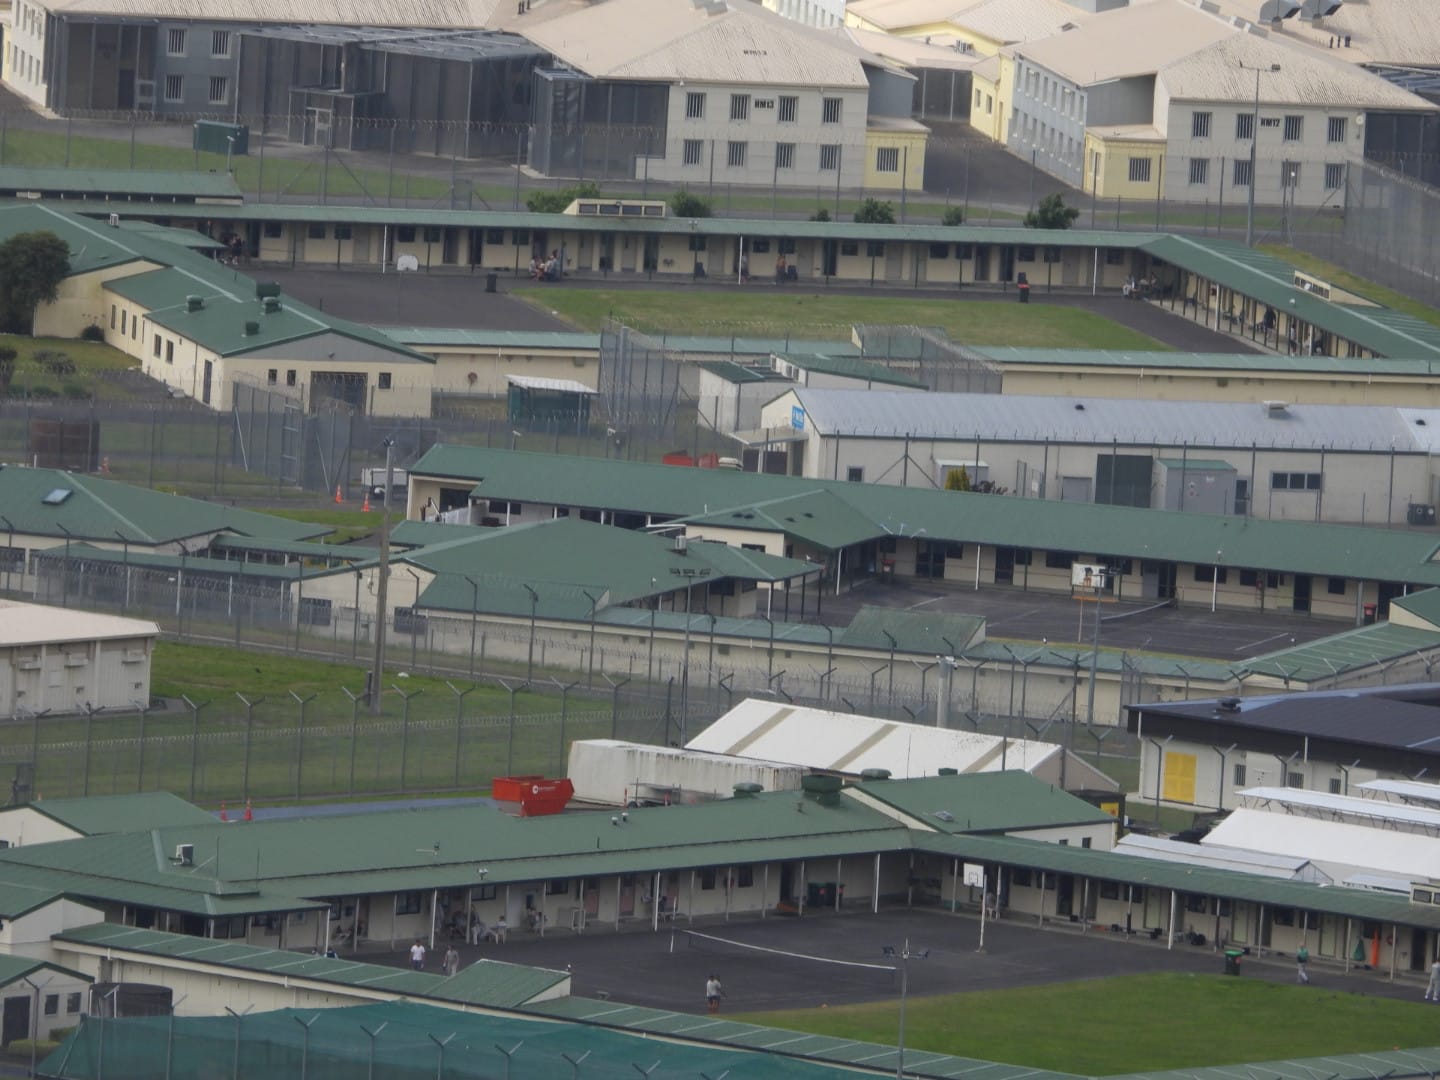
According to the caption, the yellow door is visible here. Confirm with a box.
[1162,750,1197,804]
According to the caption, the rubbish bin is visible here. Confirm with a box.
[807,883,830,907]
[485,273,498,294]
[1223,949,1243,976]
[1363,602,1378,625]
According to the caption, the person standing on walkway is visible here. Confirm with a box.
[705,974,725,1014]
[410,940,426,970]
[1426,957,1440,1001]
[443,944,461,977]
[1296,944,1310,984]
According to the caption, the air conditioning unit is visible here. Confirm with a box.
[173,843,194,865]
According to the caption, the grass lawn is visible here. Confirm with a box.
[1259,245,1440,330]
[733,972,1439,1075]
[0,333,151,401]
[516,289,1169,351]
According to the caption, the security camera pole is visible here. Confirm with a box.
[370,438,395,714]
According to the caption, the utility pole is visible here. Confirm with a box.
[1241,61,1281,247]
[369,439,395,714]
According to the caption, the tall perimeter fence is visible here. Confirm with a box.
[0,549,1159,808]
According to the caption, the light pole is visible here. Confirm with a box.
[1242,61,1281,247]
[884,940,928,1080]
[1211,549,1223,612]
[370,438,395,714]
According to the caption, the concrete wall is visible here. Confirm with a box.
[0,808,82,849]
[4,0,51,108]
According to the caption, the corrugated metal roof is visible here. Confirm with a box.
[1238,786,1440,829]
[0,465,325,547]
[382,327,602,350]
[44,0,505,27]
[22,793,215,835]
[853,771,1116,830]
[1205,807,1440,880]
[782,354,927,389]
[210,535,371,561]
[0,953,90,987]
[1391,590,1440,631]
[1239,622,1440,682]
[977,346,1440,376]
[1357,778,1440,806]
[785,387,1433,451]
[0,881,67,919]
[1114,833,1325,879]
[0,166,241,199]
[839,26,981,71]
[50,543,303,581]
[955,0,1090,46]
[1159,32,1433,110]
[54,924,567,1008]
[1108,1046,1440,1080]
[1013,0,1234,84]
[846,0,981,32]
[0,601,158,648]
[505,375,597,394]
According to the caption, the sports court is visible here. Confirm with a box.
[380,908,1420,1015]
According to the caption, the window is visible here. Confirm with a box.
[1194,564,1228,585]
[1188,158,1209,185]
[1045,550,1077,569]
[334,225,352,241]
[377,372,392,390]
[395,891,424,915]
[1327,576,1346,595]
[730,93,749,121]
[164,340,174,365]
[307,223,327,239]
[1287,772,1304,789]
[846,466,864,482]
[263,221,282,238]
[1325,162,1345,189]
[266,369,277,385]
[1044,246,1061,263]
[163,75,183,102]
[682,139,703,166]
[1128,157,1151,183]
[1232,158,1252,186]
[1328,778,1342,794]
[1104,248,1125,265]
[822,96,842,124]
[777,237,796,254]
[819,144,840,171]
[778,95,797,123]
[66,992,81,1014]
[1017,245,1036,262]
[1011,868,1033,887]
[423,227,442,243]
[685,91,705,119]
[1327,115,1346,143]
[1283,114,1303,141]
[774,142,795,169]
[750,239,770,253]
[285,369,297,387]
[485,228,505,244]
[1235,113,1254,140]
[700,868,717,890]
[1233,763,1247,785]
[986,93,993,114]
[1282,161,1301,187]
[956,242,973,259]
[546,878,568,895]
[208,76,228,104]
[44,995,58,1016]
[166,27,186,55]
[875,146,899,172]
[840,240,858,256]
[211,30,230,56]
[866,241,885,257]
[1272,471,1322,491]
[397,225,417,243]
[1239,569,1258,587]
[153,334,162,358]
[929,243,949,259]
[737,865,754,888]
[109,304,116,329]
[1191,111,1211,138]
[726,140,747,168]
[513,229,530,246]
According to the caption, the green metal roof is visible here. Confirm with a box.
[857,772,1114,834]
[1107,1047,1440,1080]
[781,352,927,389]
[54,924,566,1008]
[841,607,985,655]
[411,447,1440,590]
[977,346,1440,377]
[528,997,1085,1080]
[696,359,789,383]
[0,953,90,987]
[0,166,242,199]
[0,880,66,919]
[24,793,216,836]
[380,327,603,350]
[50,543,303,581]
[1390,587,1440,629]
[114,221,225,250]
[1238,621,1440,682]
[0,465,325,546]
[911,831,1440,929]
[211,534,373,561]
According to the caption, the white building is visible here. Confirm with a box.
[566,739,806,806]
[0,602,159,719]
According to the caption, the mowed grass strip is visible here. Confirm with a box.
[515,289,1169,351]
[733,972,1440,1075]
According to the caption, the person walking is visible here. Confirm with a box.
[409,939,426,970]
[1296,943,1310,984]
[1426,957,1440,1001]
[705,974,725,1014]
[442,944,461,977]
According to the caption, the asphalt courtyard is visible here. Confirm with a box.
[375,908,1425,1015]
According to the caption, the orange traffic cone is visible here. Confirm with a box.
[362,492,371,513]
[335,484,344,504]
[219,801,229,822]
[243,799,253,822]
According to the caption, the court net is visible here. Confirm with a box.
[680,930,896,986]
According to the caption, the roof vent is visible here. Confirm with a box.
[938,767,959,776]
[1217,696,1242,712]
[673,535,689,555]
[255,282,282,300]
[185,295,204,313]
[1262,400,1289,416]
[262,296,282,314]
[243,320,260,336]
[860,768,892,782]
[173,843,195,865]
[733,782,764,798]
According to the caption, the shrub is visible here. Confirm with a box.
[6,1038,61,1058]
[668,188,712,218]
[853,198,896,224]
[526,181,601,214]
[941,207,965,226]
[27,385,58,399]
[34,349,76,376]
[61,383,91,400]
[79,324,105,342]
[809,209,831,222]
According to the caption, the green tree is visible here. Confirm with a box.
[1024,193,1080,230]
[945,465,972,491]
[941,206,965,226]
[0,231,69,334]
[0,346,15,396]
[669,188,713,218]
[853,198,896,224]
[809,208,831,222]
[525,181,601,214]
